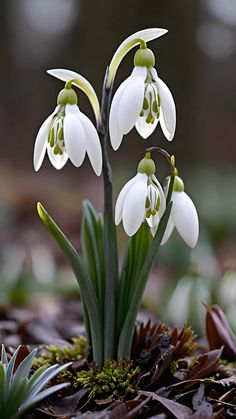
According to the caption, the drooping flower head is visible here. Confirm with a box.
[161,170,199,248]
[115,153,166,236]
[34,73,102,175]
[109,41,176,151]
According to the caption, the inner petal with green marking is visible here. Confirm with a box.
[47,107,66,156]
[140,75,160,125]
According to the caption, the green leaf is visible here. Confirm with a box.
[0,363,6,412]
[16,383,69,419]
[37,202,103,364]
[25,362,71,401]
[81,201,105,313]
[117,222,152,336]
[118,202,173,359]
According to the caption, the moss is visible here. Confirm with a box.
[64,360,140,400]
[32,336,88,369]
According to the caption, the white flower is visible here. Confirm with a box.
[115,170,166,237]
[109,48,176,150]
[161,177,199,248]
[33,87,102,175]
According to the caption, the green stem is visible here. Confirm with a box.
[98,68,119,361]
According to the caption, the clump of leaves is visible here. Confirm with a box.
[33,336,88,370]
[66,360,140,401]
[0,345,71,419]
[132,321,198,388]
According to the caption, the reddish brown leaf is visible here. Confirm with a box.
[205,303,236,361]
[140,390,193,418]
[188,348,223,380]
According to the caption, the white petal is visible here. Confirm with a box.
[118,67,146,135]
[47,146,68,170]
[75,110,103,176]
[109,76,131,150]
[135,114,159,139]
[115,174,139,225]
[33,108,58,171]
[161,216,175,245]
[122,173,147,236]
[47,69,100,123]
[151,69,176,141]
[64,105,86,167]
[108,28,168,86]
[172,191,199,248]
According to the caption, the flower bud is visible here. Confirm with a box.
[57,87,78,106]
[134,48,155,68]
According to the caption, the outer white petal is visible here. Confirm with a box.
[108,28,168,86]
[76,110,103,176]
[151,68,176,141]
[47,69,100,124]
[135,113,159,139]
[172,191,199,248]
[115,174,140,225]
[122,173,147,236]
[161,216,175,245]
[118,67,146,135]
[33,108,58,171]
[47,145,68,170]
[64,105,86,167]
[109,76,131,150]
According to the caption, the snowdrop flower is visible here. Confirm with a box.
[109,46,176,150]
[115,153,166,236]
[33,85,102,175]
[161,175,199,248]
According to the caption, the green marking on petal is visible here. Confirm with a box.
[143,97,149,110]
[139,110,144,117]
[50,127,55,147]
[54,144,63,155]
[156,194,161,211]
[145,196,150,208]
[146,113,153,124]
[146,209,151,218]
[58,127,64,141]
[152,100,158,113]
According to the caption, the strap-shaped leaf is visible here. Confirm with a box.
[37,203,103,365]
[118,201,173,359]
[0,363,6,411]
[81,201,105,313]
[117,222,152,336]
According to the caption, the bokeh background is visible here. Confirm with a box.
[0,0,236,334]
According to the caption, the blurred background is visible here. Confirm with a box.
[0,0,236,338]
